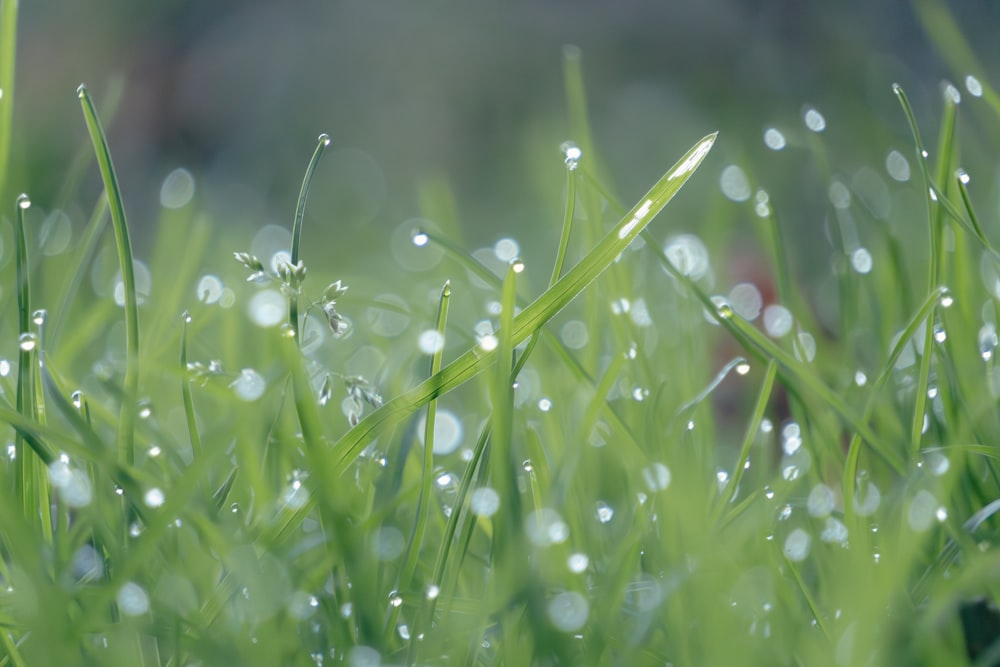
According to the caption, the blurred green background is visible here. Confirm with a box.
[4,0,1000,299]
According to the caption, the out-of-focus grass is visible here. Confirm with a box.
[5,13,1000,667]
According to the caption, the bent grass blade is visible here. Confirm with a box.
[331,132,718,474]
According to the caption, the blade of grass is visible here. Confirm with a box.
[387,280,451,643]
[289,133,331,342]
[178,311,202,459]
[14,194,37,517]
[0,0,16,197]
[77,83,139,468]
[332,132,717,474]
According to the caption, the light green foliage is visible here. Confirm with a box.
[5,12,1000,667]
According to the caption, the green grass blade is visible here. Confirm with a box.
[179,311,202,458]
[288,133,331,341]
[77,83,139,468]
[332,132,717,473]
[0,0,16,198]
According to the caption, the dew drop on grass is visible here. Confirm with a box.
[144,488,165,508]
[525,508,569,546]
[0,359,9,376]
[160,168,195,209]
[957,168,971,185]
[117,582,150,616]
[802,107,826,132]
[943,81,962,105]
[821,517,849,545]
[196,275,224,304]
[469,487,500,517]
[720,165,751,202]
[966,74,984,97]
[568,553,590,573]
[478,334,498,352]
[642,462,671,492]
[560,141,583,171]
[247,289,286,327]
[781,422,802,455]
[538,397,552,412]
[885,150,911,182]
[560,320,589,349]
[729,282,763,320]
[347,645,381,667]
[280,479,309,510]
[17,194,30,209]
[288,591,320,620]
[426,584,440,600]
[851,248,873,274]
[854,370,868,386]
[231,368,266,401]
[373,527,405,561]
[908,490,940,532]
[595,501,614,523]
[511,259,525,274]
[763,127,786,150]
[6,444,16,460]
[783,529,811,561]
[18,332,37,351]
[547,591,589,632]
[807,484,835,517]
[939,288,954,308]
[416,409,462,454]
[762,305,793,337]
[417,329,445,355]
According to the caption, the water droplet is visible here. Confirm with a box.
[728,282,763,320]
[478,334,498,352]
[631,386,647,402]
[820,517,849,545]
[567,553,589,573]
[525,508,569,546]
[280,479,309,510]
[885,150,911,182]
[807,484,835,517]
[231,368,266,401]
[853,478,881,516]
[736,361,751,375]
[560,141,583,171]
[31,309,47,326]
[181,310,192,324]
[416,409,463,454]
[908,489,940,532]
[0,359,10,377]
[511,259,525,274]
[547,591,589,632]
[417,329,445,355]
[493,237,520,262]
[411,229,429,247]
[939,288,954,308]
[854,370,868,386]
[754,189,771,218]
[760,419,773,433]
[144,488,165,508]
[966,74,984,97]
[288,591,320,620]
[943,81,961,105]
[802,107,826,132]
[720,165,751,202]
[716,302,734,320]
[469,487,500,517]
[160,167,196,209]
[783,529,811,561]
[538,397,552,412]
[148,445,161,458]
[117,582,150,616]
[426,584,440,600]
[642,462,671,491]
[781,422,802,455]
[17,194,31,209]
[777,504,793,521]
[763,127,786,150]
[595,501,614,523]
[957,168,971,185]
[764,486,775,500]
[851,248,873,274]
[347,645,381,667]
[196,275,224,304]
[18,332,37,351]
[763,305,793,338]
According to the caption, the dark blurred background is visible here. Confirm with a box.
[6,0,1000,289]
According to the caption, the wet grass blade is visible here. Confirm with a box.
[78,84,139,468]
[179,311,202,458]
[332,132,717,473]
[288,133,330,342]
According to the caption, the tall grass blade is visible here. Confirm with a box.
[77,83,139,468]
[0,0,17,197]
[288,133,331,341]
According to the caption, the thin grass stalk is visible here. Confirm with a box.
[77,84,139,468]
[0,0,17,197]
[288,133,331,342]
[387,280,450,643]
[179,311,202,458]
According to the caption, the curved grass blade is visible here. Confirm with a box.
[179,311,202,458]
[78,83,139,468]
[289,133,331,342]
[332,132,717,474]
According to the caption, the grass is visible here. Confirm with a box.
[5,8,1000,667]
